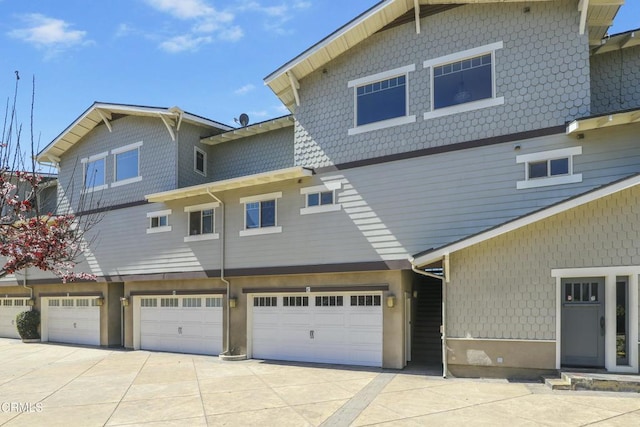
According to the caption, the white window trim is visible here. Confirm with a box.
[240,192,282,236]
[146,209,172,234]
[81,152,108,192]
[423,41,504,120]
[516,146,582,190]
[111,141,143,187]
[300,181,342,215]
[194,146,207,177]
[184,202,219,241]
[348,64,416,136]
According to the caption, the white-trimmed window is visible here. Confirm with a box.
[184,202,219,242]
[348,64,416,136]
[423,42,504,120]
[300,181,342,215]
[111,141,142,187]
[516,146,582,189]
[147,209,172,234]
[194,147,207,176]
[81,152,108,192]
[239,192,282,237]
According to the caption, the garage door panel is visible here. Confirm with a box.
[139,296,222,356]
[46,298,100,346]
[0,299,29,339]
[251,292,382,367]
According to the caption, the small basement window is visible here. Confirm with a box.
[147,209,172,234]
[516,147,582,189]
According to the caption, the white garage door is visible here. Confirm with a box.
[252,293,382,367]
[0,298,29,339]
[139,295,223,356]
[45,297,101,346]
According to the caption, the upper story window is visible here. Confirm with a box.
[81,152,108,192]
[184,202,219,242]
[194,147,207,176]
[424,42,504,120]
[516,146,582,190]
[111,141,143,187]
[348,64,416,136]
[147,209,172,234]
[239,192,282,237]
[300,181,342,215]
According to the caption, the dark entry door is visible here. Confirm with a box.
[561,278,605,367]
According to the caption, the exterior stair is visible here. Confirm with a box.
[545,372,640,393]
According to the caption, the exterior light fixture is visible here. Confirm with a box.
[95,297,105,306]
[386,294,396,308]
[229,297,237,308]
[120,297,129,307]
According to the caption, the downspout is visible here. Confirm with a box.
[206,189,231,354]
[410,254,449,378]
[22,268,33,310]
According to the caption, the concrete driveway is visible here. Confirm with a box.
[0,339,639,426]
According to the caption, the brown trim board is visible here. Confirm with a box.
[39,291,103,297]
[129,289,227,296]
[243,284,389,294]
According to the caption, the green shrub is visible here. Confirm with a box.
[16,310,40,340]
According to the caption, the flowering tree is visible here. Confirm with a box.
[0,73,97,282]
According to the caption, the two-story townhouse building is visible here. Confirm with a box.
[1,0,638,378]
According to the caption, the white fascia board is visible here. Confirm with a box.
[411,174,640,267]
[264,0,397,84]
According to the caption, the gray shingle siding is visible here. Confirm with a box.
[294,0,590,168]
[590,45,640,115]
[209,126,294,181]
[57,116,176,213]
[177,123,221,188]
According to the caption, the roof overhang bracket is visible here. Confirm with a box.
[95,109,113,133]
[158,114,176,142]
[630,111,640,123]
[414,0,421,34]
[578,0,589,35]
[287,71,301,107]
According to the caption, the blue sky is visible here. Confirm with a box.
[1,0,638,155]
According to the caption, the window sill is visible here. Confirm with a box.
[300,204,342,215]
[147,226,172,234]
[111,176,142,188]
[184,233,220,242]
[516,174,582,189]
[348,115,416,136]
[239,226,282,237]
[424,97,504,120]
[82,184,108,194]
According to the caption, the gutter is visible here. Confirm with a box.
[23,268,34,309]
[409,254,449,379]
[206,189,232,355]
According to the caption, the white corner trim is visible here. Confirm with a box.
[348,64,416,88]
[147,225,172,234]
[423,97,504,120]
[147,209,172,218]
[184,233,220,242]
[517,174,582,189]
[300,181,342,194]
[111,140,143,155]
[516,146,582,164]
[423,41,504,68]
[81,151,109,164]
[239,192,282,204]
[348,115,416,136]
[239,226,282,237]
[110,175,142,188]
[300,204,342,215]
[184,202,220,212]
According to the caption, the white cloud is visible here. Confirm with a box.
[8,14,89,50]
[159,34,212,52]
[248,110,269,118]
[143,0,242,51]
[143,0,214,19]
[274,104,290,115]
[234,84,256,95]
[236,1,312,34]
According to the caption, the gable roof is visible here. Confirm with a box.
[201,115,294,146]
[410,173,640,268]
[36,102,233,165]
[265,0,623,112]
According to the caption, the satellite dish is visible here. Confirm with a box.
[239,113,249,127]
